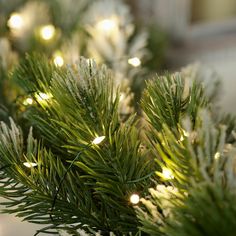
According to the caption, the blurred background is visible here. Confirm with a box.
[1,0,236,235]
[132,0,236,113]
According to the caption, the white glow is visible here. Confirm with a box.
[183,129,189,137]
[214,152,220,160]
[8,13,24,30]
[36,92,53,102]
[40,25,55,40]
[97,19,116,32]
[38,92,52,100]
[119,92,125,102]
[128,57,141,67]
[130,194,140,204]
[162,167,174,180]
[53,55,64,67]
[23,162,37,168]
[23,98,33,105]
[179,129,189,142]
[92,136,106,145]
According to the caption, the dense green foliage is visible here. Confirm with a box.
[137,68,236,236]
[0,55,153,235]
[1,54,236,236]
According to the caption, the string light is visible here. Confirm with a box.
[40,24,55,40]
[183,130,189,137]
[53,52,64,67]
[92,136,106,145]
[96,19,116,33]
[128,57,141,67]
[179,129,189,142]
[35,92,53,102]
[130,193,140,204]
[23,98,33,106]
[119,92,125,102]
[23,162,37,168]
[8,13,24,30]
[214,152,220,160]
[162,167,174,180]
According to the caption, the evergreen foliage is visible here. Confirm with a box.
[167,183,236,236]
[136,68,236,236]
[0,55,153,235]
[0,53,236,236]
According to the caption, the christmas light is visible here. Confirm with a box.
[179,129,189,142]
[119,92,125,102]
[53,54,64,67]
[40,25,55,40]
[23,162,37,168]
[130,194,140,204]
[36,92,53,102]
[23,98,33,105]
[183,129,189,137]
[8,13,24,30]
[214,152,220,160]
[96,19,116,33]
[128,57,141,67]
[92,136,106,145]
[162,167,174,180]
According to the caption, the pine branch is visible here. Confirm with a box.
[1,55,153,235]
[166,182,236,236]
[141,73,208,133]
[12,53,58,95]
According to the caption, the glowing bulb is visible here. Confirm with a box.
[36,92,53,102]
[119,92,125,102]
[92,136,106,145]
[8,13,24,30]
[53,55,64,67]
[23,98,33,105]
[23,162,37,168]
[128,57,141,67]
[183,130,189,137]
[179,129,189,142]
[214,152,220,160]
[162,167,174,180]
[38,92,52,100]
[40,25,55,40]
[130,194,140,204]
[97,19,116,32]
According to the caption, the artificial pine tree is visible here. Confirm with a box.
[0,0,159,119]
[1,52,236,236]
[1,1,235,236]
[136,67,236,236]
[0,55,153,235]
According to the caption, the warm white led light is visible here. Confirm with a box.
[38,92,52,100]
[97,19,116,32]
[162,167,174,180]
[119,92,125,102]
[40,25,55,40]
[23,162,37,168]
[130,194,140,204]
[23,98,33,105]
[8,13,24,30]
[35,92,53,102]
[183,129,189,137]
[53,55,64,67]
[92,136,106,145]
[214,152,220,160]
[128,57,141,67]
